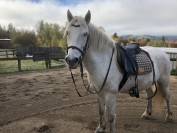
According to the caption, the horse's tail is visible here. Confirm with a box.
[152,83,165,112]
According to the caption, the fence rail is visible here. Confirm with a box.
[0,47,65,71]
[157,47,177,71]
[0,49,16,58]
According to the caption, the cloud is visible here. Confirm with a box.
[0,0,177,35]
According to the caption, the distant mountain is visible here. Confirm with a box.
[120,35,177,41]
[165,36,177,41]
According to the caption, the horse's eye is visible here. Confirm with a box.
[83,32,87,37]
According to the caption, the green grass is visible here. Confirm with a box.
[1,59,176,76]
[0,59,65,74]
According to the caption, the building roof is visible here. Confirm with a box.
[0,39,11,41]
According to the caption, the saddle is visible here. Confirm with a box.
[116,43,154,98]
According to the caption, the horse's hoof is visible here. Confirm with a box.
[95,127,106,133]
[141,113,151,120]
[165,112,173,122]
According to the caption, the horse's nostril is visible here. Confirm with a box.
[70,58,79,65]
[65,56,79,67]
[74,58,79,63]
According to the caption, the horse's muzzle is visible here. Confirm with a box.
[65,56,80,69]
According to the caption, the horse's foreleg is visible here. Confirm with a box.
[95,96,106,133]
[105,93,117,133]
[141,87,153,119]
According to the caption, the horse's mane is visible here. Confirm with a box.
[88,23,114,50]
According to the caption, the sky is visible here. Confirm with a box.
[0,0,177,35]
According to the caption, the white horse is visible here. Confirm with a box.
[64,10,173,133]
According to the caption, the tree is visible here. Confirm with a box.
[36,20,65,48]
[161,36,167,47]
[0,21,66,49]
[0,25,9,39]
[162,36,165,42]
[112,33,119,42]
[8,23,16,36]
[12,31,37,48]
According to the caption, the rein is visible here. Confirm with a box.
[69,68,83,97]
[67,32,115,97]
[67,34,90,97]
[96,48,114,93]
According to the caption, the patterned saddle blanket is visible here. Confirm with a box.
[136,50,152,75]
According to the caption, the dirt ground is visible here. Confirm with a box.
[0,67,177,133]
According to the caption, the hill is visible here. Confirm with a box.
[120,35,177,41]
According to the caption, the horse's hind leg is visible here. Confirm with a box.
[165,94,173,121]
[158,80,173,121]
[141,87,153,119]
[163,85,173,121]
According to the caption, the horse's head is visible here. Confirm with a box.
[65,10,91,69]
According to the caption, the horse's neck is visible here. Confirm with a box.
[83,24,114,76]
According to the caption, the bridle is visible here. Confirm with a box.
[66,24,115,97]
[67,24,92,97]
[67,24,89,58]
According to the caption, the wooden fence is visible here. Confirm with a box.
[1,47,177,72]
[0,47,65,71]
[0,49,16,58]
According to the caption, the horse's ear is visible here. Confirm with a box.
[67,9,73,22]
[85,10,91,24]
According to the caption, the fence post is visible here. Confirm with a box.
[5,50,8,58]
[176,56,177,75]
[45,60,49,69]
[49,59,51,69]
[12,50,15,57]
[18,59,21,71]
